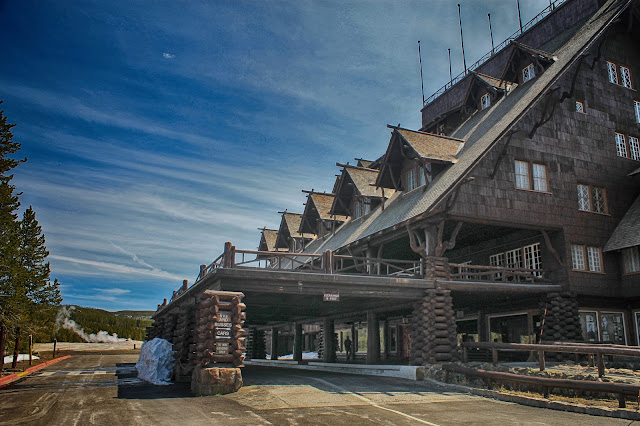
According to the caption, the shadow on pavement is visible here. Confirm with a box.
[116,363,193,400]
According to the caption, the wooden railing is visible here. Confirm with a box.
[450,263,545,283]
[332,254,422,277]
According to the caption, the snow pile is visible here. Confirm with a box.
[135,338,174,385]
[3,354,40,364]
[267,352,319,360]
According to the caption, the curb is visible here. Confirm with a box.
[421,377,640,421]
[0,355,71,388]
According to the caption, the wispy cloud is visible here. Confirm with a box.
[50,255,184,281]
[162,52,175,59]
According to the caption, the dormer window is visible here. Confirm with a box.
[405,164,431,192]
[480,93,491,110]
[352,198,371,219]
[522,63,535,83]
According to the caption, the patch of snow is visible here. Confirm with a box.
[3,354,40,364]
[266,352,319,360]
[135,338,174,385]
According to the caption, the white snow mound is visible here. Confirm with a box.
[135,338,174,385]
[3,354,40,364]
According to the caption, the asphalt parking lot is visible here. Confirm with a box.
[0,352,635,425]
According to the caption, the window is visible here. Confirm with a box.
[629,136,640,160]
[514,160,547,192]
[577,184,607,214]
[607,61,619,84]
[490,243,542,279]
[405,168,417,192]
[522,63,535,83]
[615,132,628,158]
[352,198,372,219]
[635,100,640,123]
[404,165,430,192]
[621,66,633,89]
[623,246,640,274]
[353,200,362,219]
[607,60,633,88]
[575,100,585,113]
[480,93,491,110]
[571,244,603,272]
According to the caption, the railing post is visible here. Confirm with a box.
[492,347,499,365]
[538,350,545,371]
[463,345,468,363]
[230,245,236,268]
[597,352,605,377]
[223,242,232,268]
[324,250,333,274]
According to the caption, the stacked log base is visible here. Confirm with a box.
[424,257,451,280]
[173,305,196,382]
[195,291,247,368]
[191,366,243,396]
[410,289,458,365]
[540,292,582,360]
[317,325,324,359]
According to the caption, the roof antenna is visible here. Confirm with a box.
[516,0,523,33]
[458,4,467,74]
[448,48,453,83]
[488,13,495,55]
[418,41,425,105]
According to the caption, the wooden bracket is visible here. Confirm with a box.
[541,230,563,266]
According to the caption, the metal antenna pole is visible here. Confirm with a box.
[448,48,453,83]
[418,41,425,105]
[517,0,523,33]
[458,4,467,74]
[488,13,495,55]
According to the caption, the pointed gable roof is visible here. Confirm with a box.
[299,192,347,234]
[604,195,640,252]
[275,212,312,249]
[258,228,285,256]
[501,41,558,82]
[376,126,464,190]
[329,164,386,216]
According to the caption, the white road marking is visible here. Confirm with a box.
[308,377,441,426]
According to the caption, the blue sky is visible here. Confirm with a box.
[0,0,552,311]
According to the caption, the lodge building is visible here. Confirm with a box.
[151,0,640,368]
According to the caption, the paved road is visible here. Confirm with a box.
[0,352,634,425]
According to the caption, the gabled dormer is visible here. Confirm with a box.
[501,41,557,85]
[299,191,347,239]
[376,126,464,193]
[329,164,391,220]
[257,227,282,252]
[275,211,314,253]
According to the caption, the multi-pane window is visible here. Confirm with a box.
[616,132,628,157]
[514,160,547,192]
[635,100,640,123]
[353,200,362,219]
[629,137,640,160]
[480,93,490,110]
[621,66,633,89]
[607,61,633,88]
[571,244,603,272]
[607,61,619,84]
[352,198,372,219]
[405,168,417,192]
[490,243,542,278]
[576,100,585,113]
[522,63,535,83]
[405,165,429,192]
[578,184,607,214]
[623,246,640,274]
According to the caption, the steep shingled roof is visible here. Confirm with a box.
[396,127,464,163]
[311,193,347,221]
[345,166,384,198]
[604,195,640,252]
[258,228,281,252]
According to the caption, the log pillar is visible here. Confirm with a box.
[424,256,451,280]
[410,289,458,365]
[270,327,279,360]
[382,320,391,361]
[350,323,357,360]
[539,292,581,360]
[293,322,303,362]
[366,311,380,364]
[322,319,336,363]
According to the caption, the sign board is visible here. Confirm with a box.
[216,329,231,338]
[218,312,231,323]
[323,293,340,302]
[215,342,229,355]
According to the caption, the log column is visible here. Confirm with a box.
[367,311,380,364]
[271,327,279,360]
[410,289,458,365]
[293,323,303,362]
[322,319,336,363]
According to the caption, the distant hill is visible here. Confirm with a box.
[55,306,153,342]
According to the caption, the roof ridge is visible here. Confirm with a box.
[388,125,466,143]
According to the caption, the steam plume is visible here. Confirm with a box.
[55,306,127,343]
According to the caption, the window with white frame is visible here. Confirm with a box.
[480,93,491,110]
[405,168,417,192]
[635,100,640,123]
[575,100,585,113]
[490,243,542,278]
[405,165,429,192]
[514,160,547,192]
[577,184,607,214]
[621,66,633,89]
[353,200,362,219]
[607,61,619,84]
[571,244,603,272]
[629,136,640,161]
[623,246,640,274]
[522,63,535,83]
[615,132,628,158]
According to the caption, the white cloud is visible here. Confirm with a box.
[93,288,131,296]
[162,52,175,59]
[50,255,184,281]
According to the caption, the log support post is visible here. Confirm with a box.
[323,319,336,363]
[351,323,357,361]
[271,327,279,361]
[410,289,458,365]
[382,320,390,361]
[366,311,380,364]
[293,323,303,362]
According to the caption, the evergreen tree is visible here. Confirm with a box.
[0,104,61,345]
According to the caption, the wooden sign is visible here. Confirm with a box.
[323,293,340,302]
[215,342,229,355]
